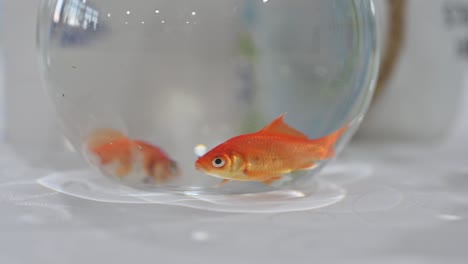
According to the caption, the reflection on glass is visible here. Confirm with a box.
[57,0,99,30]
[50,0,103,47]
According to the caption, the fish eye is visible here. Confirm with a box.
[212,157,225,168]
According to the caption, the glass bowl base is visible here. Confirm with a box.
[37,161,372,213]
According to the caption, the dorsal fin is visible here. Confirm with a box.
[86,128,128,149]
[258,114,309,139]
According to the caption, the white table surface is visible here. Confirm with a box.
[1,141,467,264]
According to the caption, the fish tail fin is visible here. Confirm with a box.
[313,124,349,159]
[86,128,128,150]
[85,128,133,165]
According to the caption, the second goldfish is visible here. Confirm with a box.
[86,128,180,183]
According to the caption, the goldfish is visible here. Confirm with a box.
[85,128,180,183]
[195,114,348,185]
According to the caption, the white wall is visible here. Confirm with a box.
[0,0,4,141]
[356,0,465,143]
[0,51,4,141]
[2,0,65,157]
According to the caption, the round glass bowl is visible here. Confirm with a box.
[36,0,378,210]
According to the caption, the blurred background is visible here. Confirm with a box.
[2,0,468,163]
[1,1,468,264]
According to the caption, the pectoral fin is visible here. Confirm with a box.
[262,175,282,185]
[299,162,317,170]
[216,179,231,187]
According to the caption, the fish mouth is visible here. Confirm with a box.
[195,161,204,171]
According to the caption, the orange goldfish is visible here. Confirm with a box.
[86,129,180,182]
[195,114,348,185]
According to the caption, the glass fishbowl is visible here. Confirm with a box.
[36,0,379,212]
